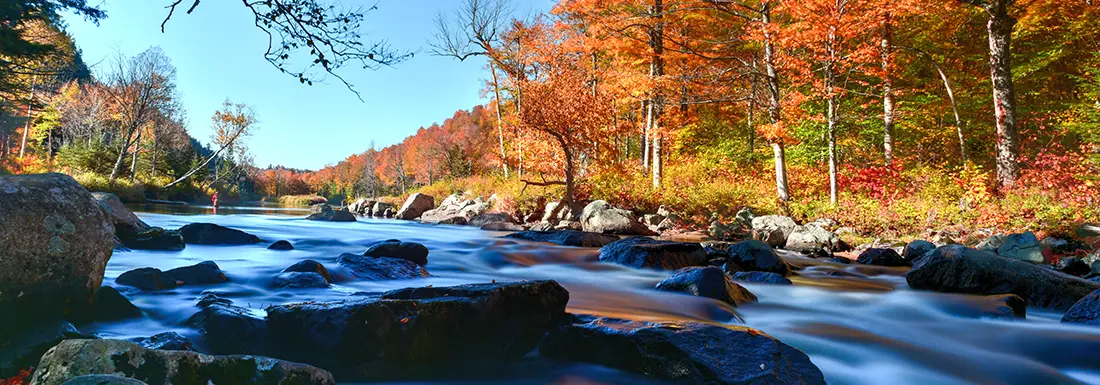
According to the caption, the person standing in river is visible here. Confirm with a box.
[211,191,219,214]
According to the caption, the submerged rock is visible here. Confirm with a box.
[655,267,757,306]
[362,240,429,266]
[265,281,569,379]
[539,315,826,385]
[0,320,92,378]
[282,260,332,283]
[396,193,435,220]
[857,248,908,267]
[128,332,194,351]
[187,301,268,355]
[306,204,357,222]
[268,240,294,250]
[579,200,655,235]
[731,271,793,285]
[87,286,142,322]
[272,272,330,289]
[726,240,792,276]
[598,237,708,270]
[30,339,334,385]
[505,230,619,247]
[336,253,430,280]
[178,223,261,245]
[0,173,114,342]
[165,261,228,285]
[115,268,178,291]
[122,227,185,251]
[1062,289,1100,326]
[907,245,1100,310]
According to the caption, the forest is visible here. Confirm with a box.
[4,0,1100,240]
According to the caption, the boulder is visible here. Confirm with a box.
[30,339,334,385]
[87,286,142,322]
[726,240,792,276]
[265,281,569,379]
[539,315,826,385]
[178,223,260,245]
[902,240,936,263]
[0,320,91,378]
[1062,289,1100,326]
[419,209,469,225]
[268,240,294,250]
[731,271,793,285]
[371,201,394,218]
[362,240,429,266]
[336,253,430,280]
[128,332,194,351]
[348,198,375,216]
[306,204,357,222]
[784,224,844,255]
[1057,257,1091,277]
[708,221,743,241]
[598,237,708,270]
[907,245,1100,310]
[655,267,757,306]
[0,173,114,340]
[656,218,676,232]
[187,301,269,355]
[541,200,576,223]
[642,214,665,227]
[579,200,655,235]
[121,227,185,251]
[857,248,908,267]
[91,192,148,239]
[115,268,178,291]
[60,375,147,385]
[469,212,515,227]
[976,234,1006,251]
[505,230,619,248]
[750,215,798,247]
[272,272,330,289]
[733,206,756,228]
[282,260,332,283]
[165,261,228,285]
[382,207,395,218]
[997,231,1044,264]
[554,220,583,231]
[396,193,435,220]
[480,222,525,231]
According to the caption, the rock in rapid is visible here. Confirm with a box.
[655,267,757,306]
[505,230,620,247]
[178,223,261,245]
[598,237,709,270]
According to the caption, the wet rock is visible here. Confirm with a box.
[857,248,908,267]
[726,240,792,276]
[347,198,372,215]
[396,193,435,220]
[265,281,569,379]
[363,240,429,266]
[1057,257,1091,277]
[480,221,525,231]
[128,332,194,351]
[186,302,268,355]
[598,237,708,270]
[750,215,798,247]
[907,245,1100,310]
[178,223,260,245]
[0,173,114,341]
[60,375,148,385]
[116,268,178,291]
[902,240,936,263]
[579,200,655,235]
[983,294,1028,320]
[30,339,334,385]
[372,202,395,218]
[731,271,793,285]
[306,204,357,222]
[505,230,619,247]
[997,231,1044,264]
[655,267,757,306]
[336,253,430,280]
[268,240,294,250]
[273,272,330,289]
[785,224,845,255]
[196,293,233,308]
[88,287,142,322]
[469,212,515,227]
[1062,289,1100,326]
[165,261,228,285]
[282,260,332,283]
[828,257,852,264]
[0,320,92,378]
[91,192,148,241]
[539,315,826,385]
[121,227,185,251]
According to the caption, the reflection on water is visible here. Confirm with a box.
[88,206,1100,385]
[125,202,311,216]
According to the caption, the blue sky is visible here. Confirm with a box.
[63,0,554,170]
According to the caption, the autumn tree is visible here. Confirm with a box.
[103,47,178,182]
[163,100,255,189]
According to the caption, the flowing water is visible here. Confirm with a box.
[86,206,1100,385]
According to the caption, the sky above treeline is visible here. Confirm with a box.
[63,0,555,170]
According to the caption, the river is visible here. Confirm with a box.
[86,205,1100,384]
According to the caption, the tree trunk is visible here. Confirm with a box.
[18,75,36,160]
[772,143,790,203]
[652,129,662,188]
[648,0,665,187]
[882,14,896,166]
[642,100,650,169]
[109,132,131,183]
[489,63,510,178]
[828,95,839,206]
[150,134,158,179]
[985,1,1020,188]
[129,129,142,183]
[761,3,789,204]
[516,86,524,178]
[930,57,967,167]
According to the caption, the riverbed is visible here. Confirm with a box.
[87,206,1100,384]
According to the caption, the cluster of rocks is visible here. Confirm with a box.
[346,198,395,218]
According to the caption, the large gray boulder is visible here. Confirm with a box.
[725,240,793,276]
[371,201,394,218]
[997,231,1044,264]
[784,224,844,255]
[579,200,655,235]
[91,192,148,237]
[0,173,114,344]
[265,281,569,380]
[540,315,826,385]
[750,215,798,248]
[907,245,1100,310]
[396,193,435,220]
[30,339,334,385]
[306,204,356,222]
[1062,289,1100,326]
